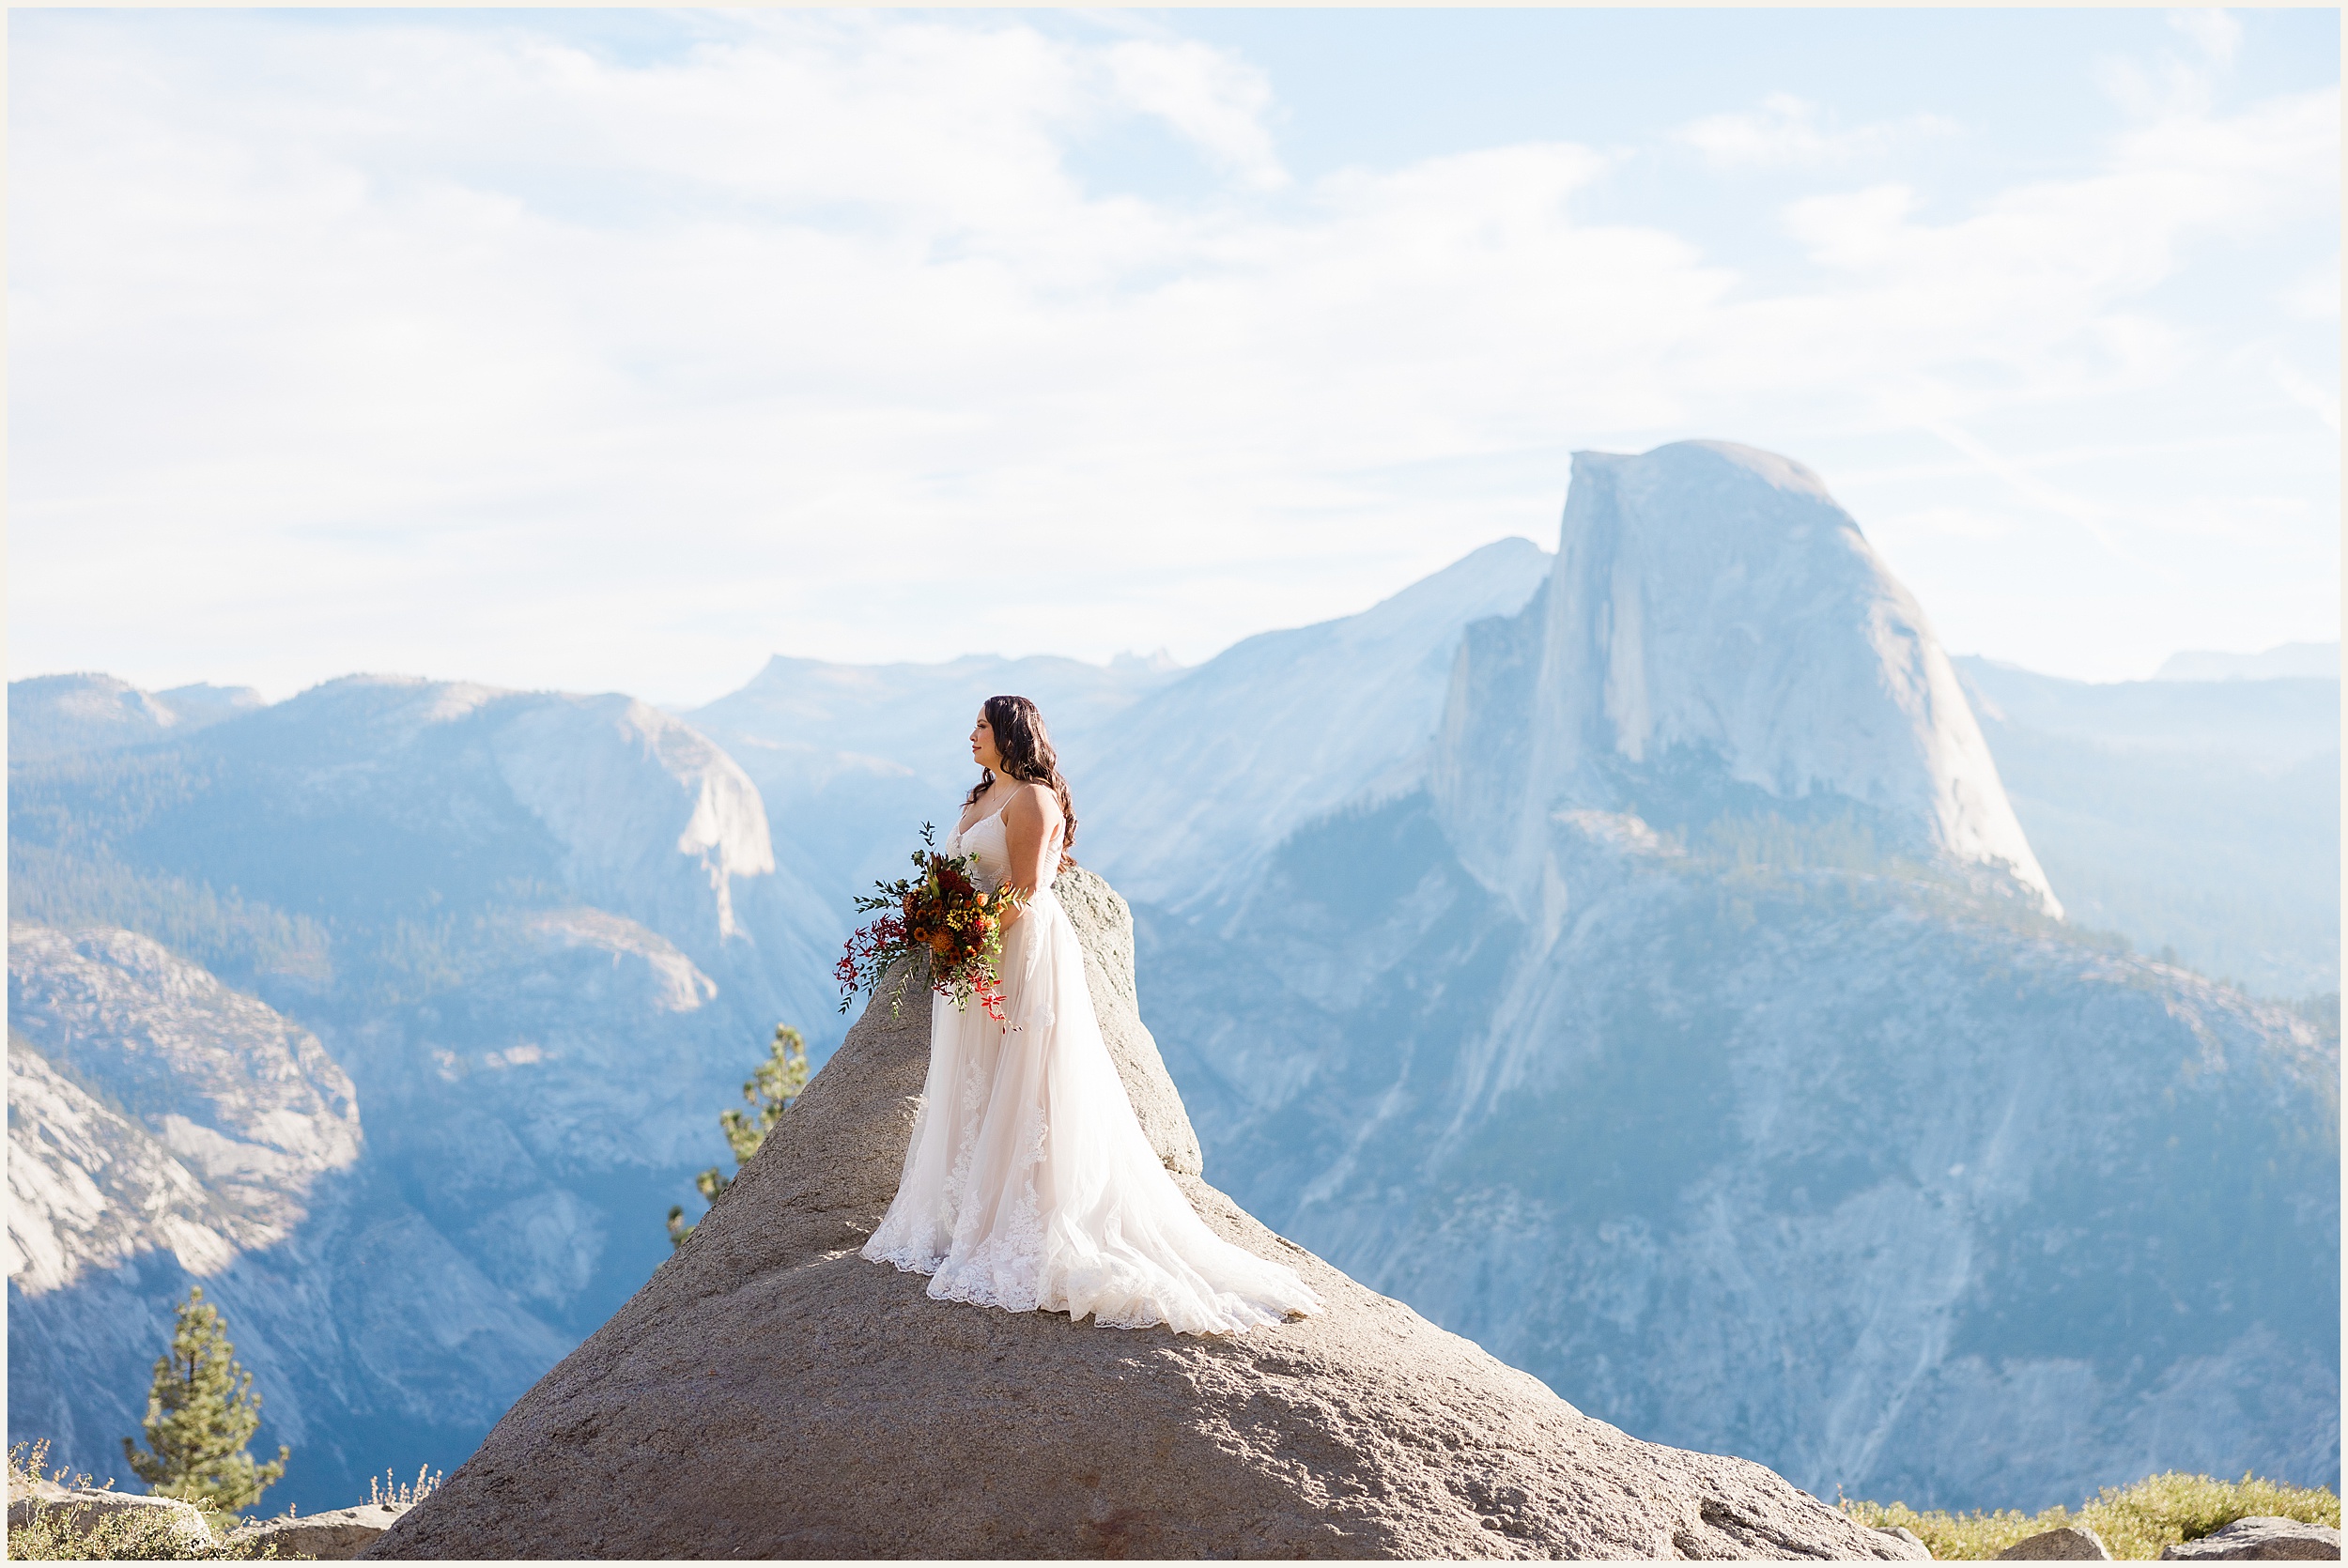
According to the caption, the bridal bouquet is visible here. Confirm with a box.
[836,822,1023,1022]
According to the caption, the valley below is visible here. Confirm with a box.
[8,440,2337,1519]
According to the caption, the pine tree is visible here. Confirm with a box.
[121,1285,288,1513]
[668,1022,810,1247]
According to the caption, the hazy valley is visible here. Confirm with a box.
[8,440,2336,1514]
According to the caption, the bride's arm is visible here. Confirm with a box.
[997,783,1062,927]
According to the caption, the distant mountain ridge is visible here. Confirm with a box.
[2155,640,2339,682]
[1115,441,2335,1508]
[8,674,843,1508]
[1072,536,1552,914]
[1953,657,2338,997]
[8,673,264,763]
[8,438,2336,1515]
[687,650,1185,906]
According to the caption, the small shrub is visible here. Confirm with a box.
[6,1505,297,1560]
[367,1465,443,1507]
[7,1438,292,1560]
[1842,1470,2340,1560]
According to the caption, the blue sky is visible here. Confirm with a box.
[8,8,2338,703]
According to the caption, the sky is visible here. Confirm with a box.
[8,7,2340,706]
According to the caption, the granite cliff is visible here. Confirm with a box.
[1125,444,2338,1509]
[8,677,844,1508]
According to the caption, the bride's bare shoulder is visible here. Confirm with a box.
[1004,780,1060,823]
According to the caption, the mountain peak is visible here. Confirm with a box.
[1435,439,2059,915]
[8,672,271,762]
[1581,438,1840,510]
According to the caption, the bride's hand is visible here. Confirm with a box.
[997,783,1062,925]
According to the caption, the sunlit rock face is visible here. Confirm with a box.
[1113,442,2334,1512]
[8,923,362,1293]
[1434,441,2057,920]
[6,922,571,1511]
[6,676,844,1511]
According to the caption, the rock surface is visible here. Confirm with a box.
[234,1499,415,1560]
[7,920,577,1511]
[8,671,855,1509]
[367,869,1923,1560]
[1432,440,2058,915]
[1075,537,1552,914]
[1998,1524,2113,1559]
[2158,1515,2343,1560]
[8,922,363,1291]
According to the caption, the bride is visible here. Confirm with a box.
[860,695,1323,1335]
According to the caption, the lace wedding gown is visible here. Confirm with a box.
[860,807,1324,1334]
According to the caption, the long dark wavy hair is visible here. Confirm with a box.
[966,694,1077,868]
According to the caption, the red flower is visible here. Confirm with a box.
[838,821,1024,1021]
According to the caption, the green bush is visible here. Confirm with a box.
[1842,1470,2340,1560]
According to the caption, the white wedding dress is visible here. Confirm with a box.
[860,807,1324,1334]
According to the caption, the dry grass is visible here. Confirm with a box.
[1842,1470,2341,1560]
[365,1465,443,1509]
[7,1439,297,1560]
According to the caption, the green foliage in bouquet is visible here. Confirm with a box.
[835,822,1021,1022]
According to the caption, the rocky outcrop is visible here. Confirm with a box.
[1432,441,2058,915]
[1998,1524,2113,1559]
[2158,1516,2343,1560]
[234,1499,416,1560]
[8,923,363,1290]
[367,869,1922,1560]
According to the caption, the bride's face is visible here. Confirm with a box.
[970,711,1004,773]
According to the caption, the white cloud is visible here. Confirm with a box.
[2170,8,2244,67]
[1104,38,1288,191]
[2269,359,2341,434]
[6,11,2337,699]
[1675,93,1954,169]
[2279,255,2340,320]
